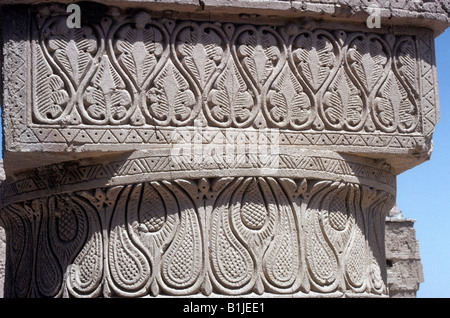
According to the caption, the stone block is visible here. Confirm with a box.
[385,217,424,297]
[0,2,444,176]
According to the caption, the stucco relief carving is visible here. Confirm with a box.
[0,5,438,171]
[0,177,394,297]
[0,1,446,299]
[31,11,422,134]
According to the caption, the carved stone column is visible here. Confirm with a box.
[0,1,448,297]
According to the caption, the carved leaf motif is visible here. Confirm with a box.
[292,31,337,92]
[83,56,133,124]
[146,61,197,126]
[266,64,312,129]
[235,27,281,91]
[114,18,165,88]
[34,44,70,122]
[347,35,389,94]
[45,19,98,87]
[207,59,256,127]
[395,37,418,96]
[374,73,418,133]
[175,23,227,90]
[322,69,364,130]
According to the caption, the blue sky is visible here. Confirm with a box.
[396,28,450,298]
[0,27,449,299]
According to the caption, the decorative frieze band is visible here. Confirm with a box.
[30,10,423,131]
[1,5,440,158]
[0,150,395,206]
[0,176,394,298]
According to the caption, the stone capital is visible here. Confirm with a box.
[0,0,447,298]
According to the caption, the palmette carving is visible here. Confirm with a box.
[322,69,365,131]
[29,9,423,135]
[266,64,313,129]
[1,177,393,297]
[291,30,338,94]
[83,56,134,124]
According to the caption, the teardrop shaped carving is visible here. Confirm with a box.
[127,182,180,296]
[35,199,63,297]
[49,195,88,267]
[67,195,104,298]
[108,186,151,297]
[160,182,203,295]
[240,178,267,231]
[1,204,33,298]
[231,177,276,247]
[262,178,301,292]
[304,182,340,293]
[209,178,255,294]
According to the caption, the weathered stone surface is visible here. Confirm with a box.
[385,211,424,298]
[0,160,4,182]
[0,160,4,298]
[0,0,446,298]
[0,3,443,176]
[1,0,449,35]
[0,224,5,299]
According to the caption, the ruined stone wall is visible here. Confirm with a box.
[385,215,424,298]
